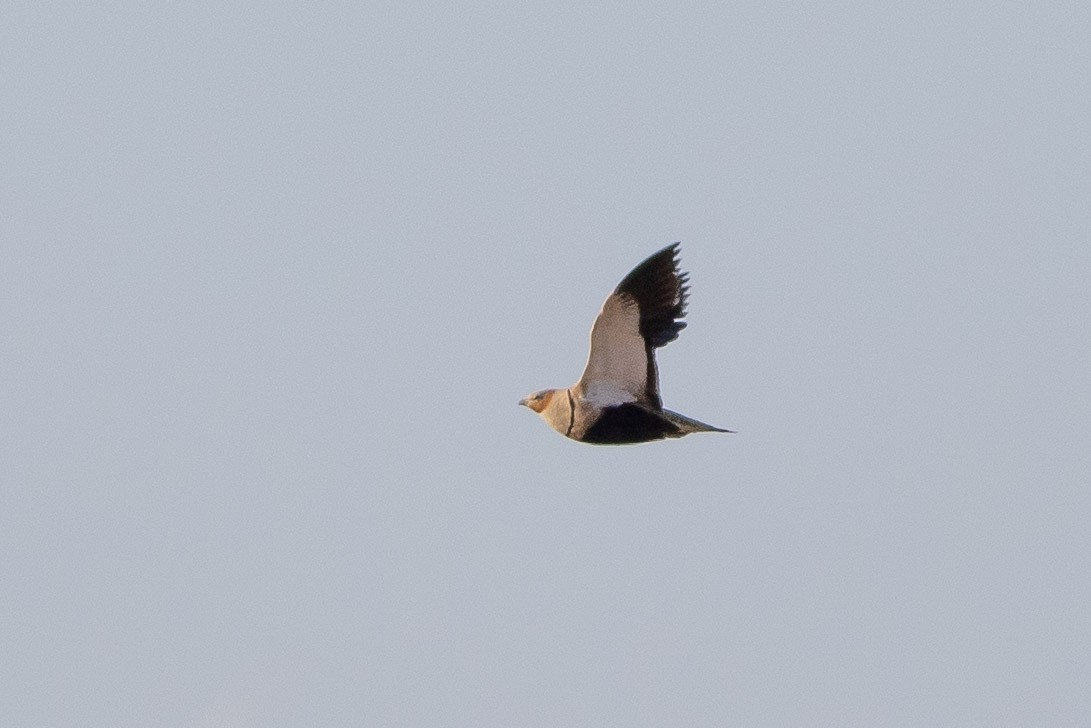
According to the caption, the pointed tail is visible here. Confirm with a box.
[662,409,735,434]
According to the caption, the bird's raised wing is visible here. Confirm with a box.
[576,243,689,408]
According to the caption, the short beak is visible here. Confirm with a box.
[518,398,528,407]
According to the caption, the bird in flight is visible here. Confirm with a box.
[520,243,731,444]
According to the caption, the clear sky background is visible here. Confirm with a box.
[3,2,1089,726]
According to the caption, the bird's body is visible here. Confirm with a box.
[521,243,730,445]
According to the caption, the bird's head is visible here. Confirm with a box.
[519,389,558,414]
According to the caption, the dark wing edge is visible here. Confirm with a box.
[613,242,689,349]
[613,242,689,407]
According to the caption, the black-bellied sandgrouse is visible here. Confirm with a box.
[520,243,731,444]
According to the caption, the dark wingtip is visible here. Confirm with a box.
[614,242,690,349]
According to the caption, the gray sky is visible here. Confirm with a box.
[3,2,1089,726]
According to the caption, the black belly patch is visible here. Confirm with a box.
[581,404,681,445]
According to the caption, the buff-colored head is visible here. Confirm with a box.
[519,389,559,414]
